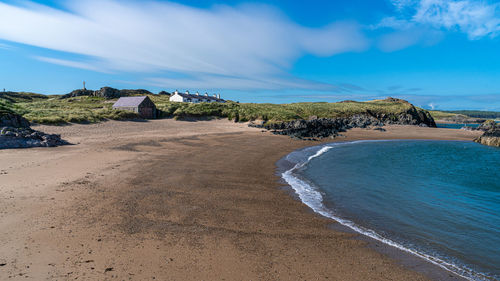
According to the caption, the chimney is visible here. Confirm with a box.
[185,90,190,95]
[174,90,178,95]
[196,92,199,96]
[213,94,217,98]
[204,93,209,97]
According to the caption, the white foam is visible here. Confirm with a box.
[281,141,490,281]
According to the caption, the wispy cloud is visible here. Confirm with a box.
[34,56,109,73]
[0,42,12,49]
[146,74,341,91]
[380,0,500,39]
[0,0,369,90]
[373,0,500,51]
[412,0,500,39]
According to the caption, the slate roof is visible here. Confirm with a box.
[112,96,149,107]
[175,92,225,102]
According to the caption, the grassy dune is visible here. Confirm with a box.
[2,92,431,125]
[429,110,500,121]
[17,96,139,124]
[428,110,468,120]
[155,98,422,122]
[1,94,139,124]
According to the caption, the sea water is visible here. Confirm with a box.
[437,123,480,129]
[282,140,500,280]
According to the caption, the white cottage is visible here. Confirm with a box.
[169,90,225,103]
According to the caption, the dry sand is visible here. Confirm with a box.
[0,119,481,280]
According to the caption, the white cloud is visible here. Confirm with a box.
[384,0,500,39]
[34,56,109,73]
[147,74,340,91]
[0,0,368,90]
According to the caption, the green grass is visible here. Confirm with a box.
[428,110,467,120]
[4,96,139,124]
[0,91,49,103]
[156,98,424,122]
[2,92,432,125]
[429,110,500,120]
[0,100,15,115]
[442,110,500,119]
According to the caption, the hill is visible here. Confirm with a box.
[442,110,500,119]
[0,91,49,103]
[1,89,435,128]
[430,110,500,122]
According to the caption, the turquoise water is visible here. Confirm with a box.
[283,141,500,280]
[437,123,480,129]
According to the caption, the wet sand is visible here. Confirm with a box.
[0,120,480,280]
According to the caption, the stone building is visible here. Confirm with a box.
[112,96,157,119]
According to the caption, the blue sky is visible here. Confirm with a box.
[0,0,499,110]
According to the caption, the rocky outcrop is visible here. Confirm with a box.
[61,87,154,99]
[94,87,121,98]
[475,128,500,147]
[118,89,154,96]
[474,121,500,147]
[0,113,68,149]
[250,103,436,140]
[61,89,95,99]
[251,115,384,139]
[0,112,31,128]
[476,120,499,131]
[371,98,436,127]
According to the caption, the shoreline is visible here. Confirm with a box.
[0,120,482,280]
[276,140,478,281]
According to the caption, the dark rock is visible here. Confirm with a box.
[94,87,120,99]
[158,91,171,95]
[0,113,69,149]
[118,89,153,96]
[0,113,31,128]
[61,89,95,99]
[383,97,408,103]
[474,127,500,147]
[476,120,499,131]
[61,87,155,99]
[251,105,436,140]
[251,115,381,139]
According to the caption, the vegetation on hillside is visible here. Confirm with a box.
[0,99,15,115]
[429,110,500,120]
[1,94,139,124]
[442,110,500,119]
[153,97,424,122]
[1,91,433,125]
[0,91,49,103]
[429,110,468,120]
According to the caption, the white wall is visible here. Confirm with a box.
[169,93,185,102]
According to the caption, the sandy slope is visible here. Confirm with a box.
[0,120,480,280]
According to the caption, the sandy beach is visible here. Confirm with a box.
[0,119,481,280]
